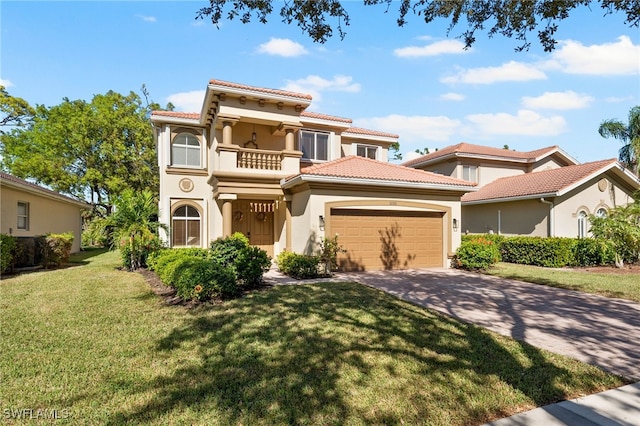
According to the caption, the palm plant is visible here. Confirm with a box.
[598,106,640,176]
[104,189,167,270]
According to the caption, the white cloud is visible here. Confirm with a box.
[441,61,547,84]
[544,36,640,75]
[605,96,635,103]
[282,75,360,102]
[166,90,205,112]
[0,79,13,87]
[356,114,461,142]
[521,91,593,110]
[394,39,469,57]
[257,38,308,57]
[137,15,156,22]
[440,92,465,101]
[464,110,566,137]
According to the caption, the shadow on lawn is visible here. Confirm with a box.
[108,282,611,425]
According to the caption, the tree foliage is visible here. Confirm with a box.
[0,90,159,214]
[589,201,640,268]
[0,86,35,128]
[599,105,640,177]
[103,189,166,270]
[196,0,639,51]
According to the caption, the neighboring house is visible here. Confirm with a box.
[404,143,640,238]
[151,79,476,271]
[0,172,89,253]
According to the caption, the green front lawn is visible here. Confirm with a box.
[0,251,628,425]
[486,262,640,302]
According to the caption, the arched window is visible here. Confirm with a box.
[595,207,608,218]
[172,205,201,247]
[577,210,588,238]
[171,133,201,167]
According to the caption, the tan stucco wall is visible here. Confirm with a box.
[462,200,549,236]
[462,173,637,238]
[531,157,564,172]
[554,174,636,238]
[0,186,84,252]
[420,159,525,187]
[289,188,463,267]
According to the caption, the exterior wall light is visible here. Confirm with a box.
[452,218,458,231]
[319,215,325,230]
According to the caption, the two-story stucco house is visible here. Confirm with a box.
[404,143,640,238]
[151,79,476,271]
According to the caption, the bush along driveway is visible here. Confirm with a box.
[345,267,640,381]
[0,251,629,425]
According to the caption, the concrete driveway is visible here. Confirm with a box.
[342,268,640,380]
[266,268,640,380]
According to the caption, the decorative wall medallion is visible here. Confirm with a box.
[179,178,194,193]
[233,211,244,223]
[597,178,608,192]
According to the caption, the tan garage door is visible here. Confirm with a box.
[329,209,444,271]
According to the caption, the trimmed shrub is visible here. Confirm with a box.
[455,237,500,270]
[210,232,249,268]
[461,233,505,246]
[236,246,271,289]
[173,258,237,300]
[42,233,74,268]
[1,234,17,274]
[276,250,321,279]
[119,235,165,271]
[571,238,614,267]
[500,236,575,268]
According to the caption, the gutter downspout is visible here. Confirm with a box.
[540,198,554,237]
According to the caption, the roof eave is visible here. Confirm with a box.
[462,192,558,205]
[1,179,91,208]
[281,174,477,193]
[208,82,312,108]
[150,115,201,126]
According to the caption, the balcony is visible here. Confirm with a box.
[216,144,302,176]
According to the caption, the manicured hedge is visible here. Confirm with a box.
[454,237,500,271]
[459,234,614,268]
[1,234,17,274]
[147,234,271,301]
[276,250,321,279]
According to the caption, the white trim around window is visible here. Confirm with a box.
[171,132,202,168]
[299,130,329,161]
[17,201,29,230]
[462,165,478,183]
[355,144,379,160]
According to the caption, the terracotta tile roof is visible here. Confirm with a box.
[151,111,200,120]
[209,79,313,101]
[402,142,559,167]
[301,111,352,123]
[462,159,618,203]
[342,127,399,139]
[290,156,476,187]
[0,171,90,207]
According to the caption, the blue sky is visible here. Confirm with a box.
[2,1,639,163]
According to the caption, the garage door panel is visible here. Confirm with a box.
[330,209,444,271]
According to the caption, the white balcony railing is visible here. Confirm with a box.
[237,148,282,170]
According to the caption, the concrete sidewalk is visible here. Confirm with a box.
[264,267,640,425]
[485,382,640,426]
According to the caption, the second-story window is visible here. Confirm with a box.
[171,133,201,167]
[356,145,378,160]
[463,165,478,183]
[299,130,328,161]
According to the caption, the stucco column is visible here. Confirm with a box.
[222,200,233,237]
[222,121,233,145]
[285,128,295,151]
[285,200,292,251]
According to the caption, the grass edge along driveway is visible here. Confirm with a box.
[0,251,629,425]
[485,262,640,303]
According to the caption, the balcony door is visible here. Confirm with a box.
[232,200,274,256]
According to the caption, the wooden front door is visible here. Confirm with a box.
[232,200,274,256]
